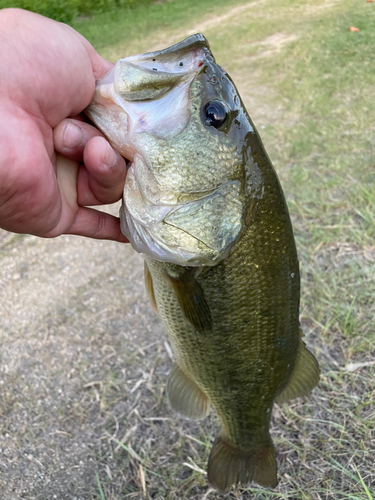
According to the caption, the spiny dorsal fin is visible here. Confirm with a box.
[276,339,320,404]
[167,363,210,420]
[164,268,212,333]
[144,260,157,313]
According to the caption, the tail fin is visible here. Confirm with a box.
[207,433,278,492]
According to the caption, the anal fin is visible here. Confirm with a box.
[276,339,320,404]
[166,363,210,420]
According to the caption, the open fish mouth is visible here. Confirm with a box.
[86,34,211,160]
[86,34,244,266]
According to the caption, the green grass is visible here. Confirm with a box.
[72,0,251,58]
[69,0,375,498]
[95,470,107,500]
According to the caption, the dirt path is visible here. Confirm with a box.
[0,212,164,498]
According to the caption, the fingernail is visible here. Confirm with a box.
[63,122,82,148]
[104,142,117,168]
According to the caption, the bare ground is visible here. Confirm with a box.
[0,213,166,499]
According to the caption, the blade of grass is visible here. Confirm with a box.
[95,470,106,500]
[352,464,374,500]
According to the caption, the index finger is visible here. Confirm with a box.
[54,118,104,161]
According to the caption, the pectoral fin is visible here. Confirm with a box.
[164,268,212,333]
[167,363,210,420]
[276,339,320,404]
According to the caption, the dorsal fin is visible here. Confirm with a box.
[276,339,320,404]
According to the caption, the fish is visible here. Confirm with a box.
[86,34,319,492]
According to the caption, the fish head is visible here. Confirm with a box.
[86,34,253,266]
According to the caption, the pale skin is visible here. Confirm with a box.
[0,8,128,242]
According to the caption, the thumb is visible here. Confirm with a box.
[62,22,115,80]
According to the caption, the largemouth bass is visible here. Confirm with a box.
[86,34,319,491]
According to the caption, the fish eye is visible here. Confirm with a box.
[202,101,228,129]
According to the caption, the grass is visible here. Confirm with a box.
[72,0,251,58]
[1,0,374,499]
[95,470,106,500]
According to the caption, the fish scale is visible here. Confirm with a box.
[145,172,298,458]
[145,150,306,488]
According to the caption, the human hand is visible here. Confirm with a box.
[0,8,128,242]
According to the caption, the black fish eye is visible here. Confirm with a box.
[203,100,228,129]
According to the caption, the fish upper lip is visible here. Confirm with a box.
[124,33,213,67]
